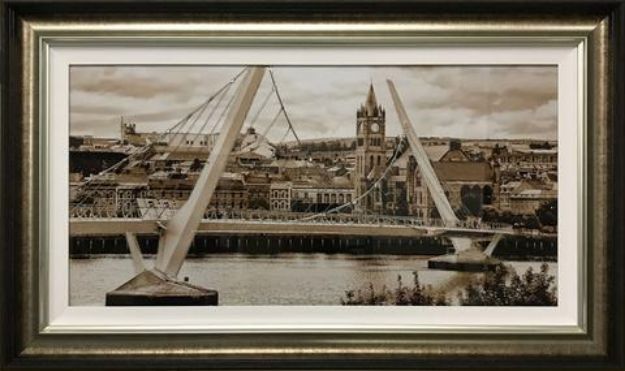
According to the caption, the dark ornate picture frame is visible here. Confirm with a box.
[1,1,624,369]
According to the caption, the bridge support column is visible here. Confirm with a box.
[106,67,266,306]
[106,269,218,306]
[387,79,506,272]
[427,248,501,272]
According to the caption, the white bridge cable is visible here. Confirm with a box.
[70,114,195,214]
[151,67,247,152]
[268,69,301,145]
[387,79,462,230]
[72,113,190,198]
[150,88,286,218]
[277,126,293,144]
[151,85,240,219]
[238,70,302,156]
[163,68,247,153]
[70,68,247,215]
[170,82,234,155]
[150,87,244,219]
[210,84,239,136]
[148,72,272,220]
[351,141,407,217]
[247,85,276,130]
[73,100,211,215]
[260,108,284,138]
[154,83,242,217]
[167,99,212,149]
[298,137,407,221]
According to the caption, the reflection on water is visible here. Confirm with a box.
[69,254,557,306]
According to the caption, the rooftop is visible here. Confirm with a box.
[432,162,493,182]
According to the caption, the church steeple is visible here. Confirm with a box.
[365,83,378,114]
[357,83,385,118]
[354,83,387,212]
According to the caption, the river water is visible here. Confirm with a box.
[69,254,557,306]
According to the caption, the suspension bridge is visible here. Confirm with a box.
[69,67,552,305]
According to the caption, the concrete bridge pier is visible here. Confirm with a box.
[106,269,218,306]
[427,248,501,272]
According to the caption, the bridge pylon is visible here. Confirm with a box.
[106,67,266,306]
[386,79,503,272]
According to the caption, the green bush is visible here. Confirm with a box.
[341,272,448,306]
[458,263,557,306]
[341,263,557,306]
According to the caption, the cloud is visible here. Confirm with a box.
[70,65,557,140]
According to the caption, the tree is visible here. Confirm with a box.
[190,158,202,172]
[341,272,447,306]
[461,192,482,216]
[460,185,483,216]
[536,199,557,226]
[522,215,541,230]
[69,136,84,149]
[458,263,557,306]
[342,264,557,306]
[249,198,269,210]
[341,283,391,306]
[395,186,409,216]
[430,208,440,220]
[481,208,500,223]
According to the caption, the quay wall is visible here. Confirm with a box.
[70,234,557,260]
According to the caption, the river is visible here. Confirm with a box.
[69,254,557,306]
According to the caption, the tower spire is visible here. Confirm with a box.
[365,83,378,115]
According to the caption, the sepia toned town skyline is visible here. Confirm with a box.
[70,65,557,141]
[69,66,559,307]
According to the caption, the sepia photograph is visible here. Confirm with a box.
[68,65,558,306]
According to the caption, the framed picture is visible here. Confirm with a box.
[1,1,624,369]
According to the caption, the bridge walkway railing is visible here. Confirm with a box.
[70,199,513,232]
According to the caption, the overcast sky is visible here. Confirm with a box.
[70,65,557,141]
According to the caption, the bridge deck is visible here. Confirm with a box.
[69,219,552,238]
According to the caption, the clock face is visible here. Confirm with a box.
[371,123,380,133]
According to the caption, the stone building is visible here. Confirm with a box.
[413,140,495,221]
[209,174,249,211]
[120,120,218,150]
[290,178,355,213]
[244,172,272,210]
[491,144,557,171]
[386,150,420,216]
[137,173,249,218]
[498,179,557,214]
[270,182,292,211]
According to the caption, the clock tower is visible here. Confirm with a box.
[354,84,386,212]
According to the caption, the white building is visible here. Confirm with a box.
[270,182,292,211]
